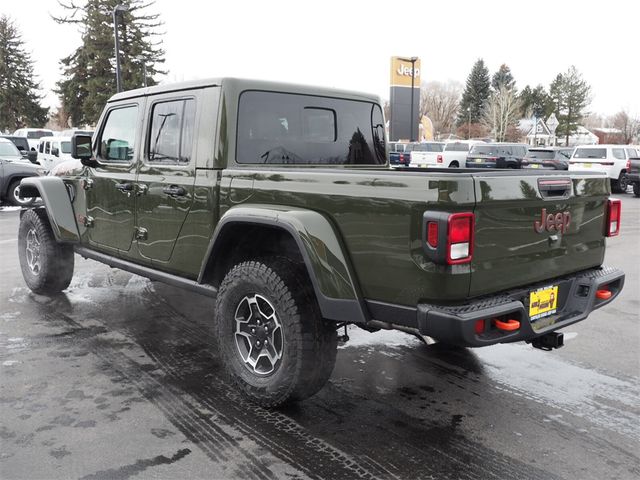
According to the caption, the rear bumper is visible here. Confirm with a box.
[367,266,624,347]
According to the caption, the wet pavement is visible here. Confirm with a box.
[0,197,639,480]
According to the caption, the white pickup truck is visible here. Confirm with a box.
[408,142,445,168]
[410,140,483,168]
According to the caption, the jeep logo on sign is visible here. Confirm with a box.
[534,208,571,234]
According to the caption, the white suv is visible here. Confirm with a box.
[36,136,74,171]
[568,145,632,193]
[13,128,55,151]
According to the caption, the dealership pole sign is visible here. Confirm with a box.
[389,56,421,142]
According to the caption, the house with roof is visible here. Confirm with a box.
[517,118,553,146]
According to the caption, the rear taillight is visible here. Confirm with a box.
[437,154,443,163]
[605,198,621,237]
[626,159,631,170]
[399,154,405,163]
[447,213,475,264]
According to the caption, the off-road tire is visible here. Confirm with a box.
[611,173,628,193]
[8,180,35,207]
[214,258,338,407]
[633,182,640,197]
[18,208,74,294]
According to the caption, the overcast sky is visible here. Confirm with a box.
[5,0,640,119]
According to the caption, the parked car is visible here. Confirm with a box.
[389,142,411,167]
[0,138,43,206]
[408,141,445,168]
[466,143,529,168]
[19,78,624,407]
[521,147,575,170]
[61,129,95,137]
[13,128,55,151]
[568,144,633,193]
[0,135,33,161]
[438,140,484,168]
[623,146,640,197]
[36,136,74,171]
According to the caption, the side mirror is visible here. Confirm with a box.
[27,151,38,163]
[52,147,60,157]
[71,134,98,167]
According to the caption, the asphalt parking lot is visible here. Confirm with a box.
[0,196,638,480]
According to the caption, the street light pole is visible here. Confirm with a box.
[113,4,128,93]
[467,107,471,139]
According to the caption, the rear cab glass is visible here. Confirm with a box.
[236,91,386,165]
[444,142,470,152]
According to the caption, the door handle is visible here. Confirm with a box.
[163,185,186,197]
[115,182,134,196]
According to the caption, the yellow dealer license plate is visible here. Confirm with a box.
[529,285,559,320]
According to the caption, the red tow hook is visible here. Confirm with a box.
[494,318,520,332]
[596,289,612,300]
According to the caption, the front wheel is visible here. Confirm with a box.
[214,259,338,407]
[8,180,35,207]
[18,209,75,294]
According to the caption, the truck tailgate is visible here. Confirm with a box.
[470,172,609,297]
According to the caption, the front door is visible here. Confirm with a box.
[86,103,142,254]
[135,95,197,263]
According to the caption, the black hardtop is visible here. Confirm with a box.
[107,77,381,104]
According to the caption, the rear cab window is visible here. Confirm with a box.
[444,142,470,152]
[236,91,386,165]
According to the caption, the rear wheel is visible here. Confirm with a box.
[8,180,35,207]
[612,172,628,193]
[633,182,640,197]
[448,161,459,168]
[214,258,338,407]
[18,209,74,294]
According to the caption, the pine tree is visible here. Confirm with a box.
[491,64,515,91]
[0,15,49,132]
[519,85,554,119]
[549,66,591,145]
[53,0,165,126]
[457,59,491,130]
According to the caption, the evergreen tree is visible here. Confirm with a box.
[491,64,515,91]
[53,0,165,126]
[457,59,491,128]
[549,66,591,145]
[519,84,554,119]
[0,15,49,132]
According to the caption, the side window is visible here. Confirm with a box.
[612,148,625,160]
[39,142,44,153]
[98,105,139,162]
[625,148,637,158]
[148,98,196,164]
[237,91,385,165]
[45,141,50,154]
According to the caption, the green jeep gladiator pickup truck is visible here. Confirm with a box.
[17,78,625,407]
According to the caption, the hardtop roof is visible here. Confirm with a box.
[108,77,381,104]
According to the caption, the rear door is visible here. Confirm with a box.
[135,93,198,263]
[470,171,608,297]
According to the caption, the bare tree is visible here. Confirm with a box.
[611,110,640,144]
[420,80,462,138]
[484,86,521,142]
